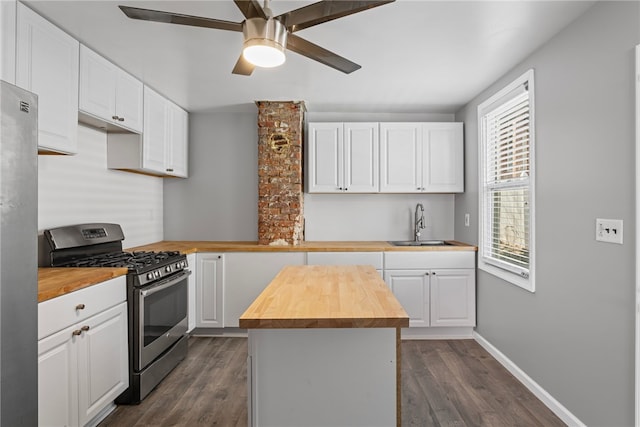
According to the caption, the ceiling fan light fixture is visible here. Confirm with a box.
[242,17,287,68]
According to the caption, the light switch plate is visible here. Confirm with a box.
[464,213,470,227]
[595,218,623,244]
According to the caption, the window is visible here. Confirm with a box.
[478,69,535,292]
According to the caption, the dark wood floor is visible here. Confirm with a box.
[100,337,565,427]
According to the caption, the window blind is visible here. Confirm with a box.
[481,90,531,277]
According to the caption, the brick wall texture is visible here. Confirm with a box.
[256,101,305,245]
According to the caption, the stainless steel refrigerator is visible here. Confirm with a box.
[0,80,38,425]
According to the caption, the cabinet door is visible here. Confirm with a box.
[307,123,343,193]
[187,253,197,333]
[224,252,306,327]
[166,101,188,177]
[421,123,464,192]
[115,70,143,133]
[38,325,79,427]
[16,3,79,154]
[379,123,421,192]
[79,45,117,122]
[0,1,16,84]
[196,253,224,328]
[142,86,168,173]
[384,270,430,327]
[344,122,379,193]
[430,269,476,327]
[77,302,129,426]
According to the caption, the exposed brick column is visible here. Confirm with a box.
[256,101,305,245]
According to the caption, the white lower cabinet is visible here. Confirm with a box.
[429,269,476,327]
[384,268,475,327]
[38,277,128,427]
[195,253,224,328]
[384,252,476,329]
[384,270,430,327]
[187,253,196,332]
[224,252,305,328]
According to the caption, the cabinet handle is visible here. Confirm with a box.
[166,168,174,172]
[72,330,82,336]
[432,272,436,275]
[344,188,348,191]
[112,115,118,120]
[425,272,430,276]
[75,304,85,310]
[338,187,343,190]
[217,256,221,259]
[81,325,90,332]
[118,117,125,122]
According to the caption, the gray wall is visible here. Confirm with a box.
[164,111,259,240]
[454,2,640,425]
[165,111,459,241]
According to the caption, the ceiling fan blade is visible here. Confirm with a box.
[233,0,267,20]
[277,1,394,32]
[287,34,361,74]
[119,6,243,32]
[232,54,255,76]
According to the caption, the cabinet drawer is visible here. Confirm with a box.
[38,276,126,340]
[306,252,383,269]
[384,251,475,269]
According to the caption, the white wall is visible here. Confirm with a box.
[38,124,163,250]
[304,193,454,241]
[164,111,458,241]
[454,2,640,425]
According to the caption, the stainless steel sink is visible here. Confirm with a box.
[389,240,451,247]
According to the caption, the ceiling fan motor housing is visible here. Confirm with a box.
[242,17,288,67]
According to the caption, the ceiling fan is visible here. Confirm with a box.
[119,0,394,76]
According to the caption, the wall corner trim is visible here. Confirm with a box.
[473,331,586,427]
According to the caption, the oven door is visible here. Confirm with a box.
[134,269,190,371]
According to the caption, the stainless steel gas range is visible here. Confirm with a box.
[43,223,190,404]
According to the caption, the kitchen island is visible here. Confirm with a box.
[239,265,409,427]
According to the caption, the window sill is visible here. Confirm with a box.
[478,260,535,293]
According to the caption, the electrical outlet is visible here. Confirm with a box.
[595,218,623,244]
[464,213,470,227]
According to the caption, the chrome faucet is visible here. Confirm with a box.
[414,203,425,242]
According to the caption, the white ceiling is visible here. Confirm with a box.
[25,0,595,113]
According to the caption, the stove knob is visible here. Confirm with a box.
[182,261,187,268]
[154,271,160,278]
[147,273,154,280]
[175,262,181,269]
[165,266,172,273]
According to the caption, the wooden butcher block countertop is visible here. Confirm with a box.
[239,265,409,329]
[38,268,128,303]
[127,240,477,254]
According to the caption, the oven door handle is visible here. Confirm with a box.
[140,270,191,297]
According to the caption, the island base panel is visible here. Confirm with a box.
[248,328,398,427]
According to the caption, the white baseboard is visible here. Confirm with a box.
[473,332,585,427]
[401,326,474,340]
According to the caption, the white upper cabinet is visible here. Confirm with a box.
[107,85,188,177]
[79,45,143,133]
[16,3,79,154]
[0,1,16,84]
[380,122,464,193]
[166,101,188,178]
[142,85,168,173]
[307,123,342,192]
[421,123,464,192]
[344,123,379,192]
[307,122,379,193]
[379,123,421,192]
